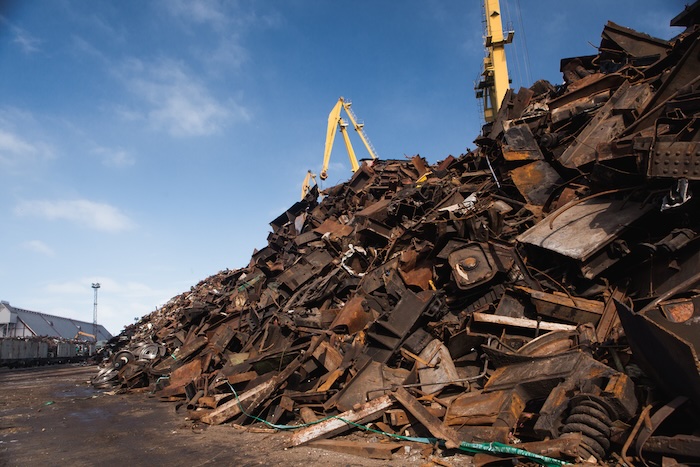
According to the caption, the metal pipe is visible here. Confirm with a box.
[639,270,700,313]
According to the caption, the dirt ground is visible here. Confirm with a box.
[0,364,473,466]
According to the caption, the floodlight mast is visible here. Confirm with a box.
[92,283,100,340]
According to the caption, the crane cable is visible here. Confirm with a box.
[501,0,533,89]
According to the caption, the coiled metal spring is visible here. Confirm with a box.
[561,398,614,461]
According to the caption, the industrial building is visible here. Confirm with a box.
[0,301,112,342]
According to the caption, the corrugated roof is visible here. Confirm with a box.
[1,303,112,341]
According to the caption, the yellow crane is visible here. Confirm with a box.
[475,0,514,122]
[301,170,317,199]
[301,97,379,199]
[320,97,378,180]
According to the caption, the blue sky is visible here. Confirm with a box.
[0,0,685,335]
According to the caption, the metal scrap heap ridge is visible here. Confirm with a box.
[94,7,700,466]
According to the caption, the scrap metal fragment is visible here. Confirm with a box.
[501,124,544,161]
[289,394,394,446]
[392,387,463,450]
[516,286,605,325]
[416,339,460,395]
[517,198,653,279]
[509,160,564,207]
[615,298,700,413]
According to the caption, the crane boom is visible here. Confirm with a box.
[320,97,378,180]
[475,0,513,122]
[301,170,317,199]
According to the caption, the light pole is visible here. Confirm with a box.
[91,283,100,340]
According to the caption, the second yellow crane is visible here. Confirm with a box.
[320,97,379,180]
[302,97,379,199]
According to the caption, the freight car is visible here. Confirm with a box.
[0,337,95,367]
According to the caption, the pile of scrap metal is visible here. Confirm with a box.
[93,6,700,466]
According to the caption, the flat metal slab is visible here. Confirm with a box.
[517,198,652,261]
[510,160,564,206]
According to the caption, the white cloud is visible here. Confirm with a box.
[0,128,54,168]
[15,199,135,232]
[207,35,249,70]
[164,0,229,29]
[21,240,55,257]
[118,59,249,137]
[0,129,35,156]
[0,107,56,172]
[8,23,41,54]
[93,146,135,168]
[162,1,283,71]
[70,34,108,62]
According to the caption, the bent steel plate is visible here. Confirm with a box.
[517,198,652,261]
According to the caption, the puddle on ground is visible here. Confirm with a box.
[52,385,98,399]
[66,406,109,423]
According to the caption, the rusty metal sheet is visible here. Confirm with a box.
[208,321,237,354]
[660,295,700,323]
[366,285,437,363]
[354,198,391,222]
[547,73,626,111]
[517,286,605,325]
[611,82,652,116]
[600,21,671,61]
[558,80,631,168]
[347,164,375,193]
[446,389,525,428]
[311,339,343,372]
[398,263,433,290]
[487,87,535,139]
[314,218,353,237]
[615,298,700,413]
[277,250,333,293]
[410,155,430,176]
[517,198,653,262]
[484,352,611,396]
[509,160,564,206]
[269,199,312,233]
[156,358,202,397]
[330,296,376,335]
[501,124,544,161]
[628,33,700,135]
[416,339,460,395]
[334,359,385,412]
[355,216,393,243]
[648,141,700,180]
[294,230,320,246]
[392,387,463,449]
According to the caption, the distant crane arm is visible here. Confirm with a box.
[301,170,317,199]
[341,100,379,161]
[320,97,378,180]
[321,100,344,180]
